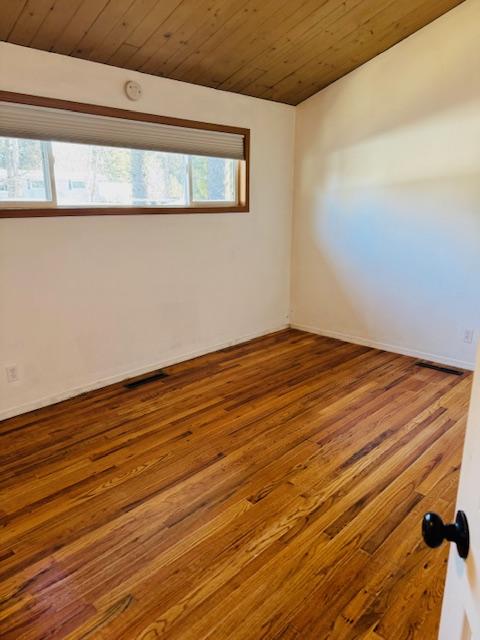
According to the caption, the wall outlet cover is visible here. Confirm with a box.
[6,365,19,383]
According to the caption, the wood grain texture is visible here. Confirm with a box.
[0,0,465,104]
[0,329,469,638]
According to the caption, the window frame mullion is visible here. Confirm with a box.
[185,154,193,207]
[43,141,57,208]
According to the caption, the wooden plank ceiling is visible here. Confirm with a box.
[1,0,465,105]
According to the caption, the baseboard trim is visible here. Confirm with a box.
[3,322,473,421]
[290,323,475,372]
[0,324,289,421]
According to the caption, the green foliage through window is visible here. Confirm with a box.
[0,136,238,208]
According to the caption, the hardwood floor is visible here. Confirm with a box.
[0,329,471,639]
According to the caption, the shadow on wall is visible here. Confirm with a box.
[292,54,480,366]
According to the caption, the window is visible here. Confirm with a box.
[0,92,249,217]
[0,138,51,203]
[190,156,237,203]
[0,137,240,210]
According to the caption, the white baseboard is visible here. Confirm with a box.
[0,324,289,421]
[290,323,475,371]
[3,321,473,421]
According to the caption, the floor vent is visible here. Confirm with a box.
[124,370,169,389]
[415,361,464,376]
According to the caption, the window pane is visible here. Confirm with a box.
[191,156,236,202]
[52,142,188,207]
[0,137,50,202]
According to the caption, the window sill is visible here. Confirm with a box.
[0,205,250,218]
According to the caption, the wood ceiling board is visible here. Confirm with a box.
[242,0,407,100]
[147,0,240,78]
[71,0,140,60]
[138,0,216,76]
[123,0,184,49]
[267,0,464,103]
[49,0,111,55]
[217,0,353,92]
[164,1,282,85]
[87,0,161,64]
[30,0,85,51]
[1,0,466,104]
[218,0,367,95]
[107,42,139,68]
[7,0,54,46]
[116,0,186,71]
[169,0,294,86]
[0,0,30,41]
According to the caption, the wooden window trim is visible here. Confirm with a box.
[0,90,250,218]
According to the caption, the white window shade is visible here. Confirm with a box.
[0,101,246,160]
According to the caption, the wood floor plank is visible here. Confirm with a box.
[0,329,469,639]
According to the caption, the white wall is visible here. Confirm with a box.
[291,0,480,370]
[3,1,480,419]
[0,43,295,419]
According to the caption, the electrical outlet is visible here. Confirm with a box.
[464,329,474,345]
[5,365,19,383]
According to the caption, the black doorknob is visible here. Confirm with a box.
[422,510,469,559]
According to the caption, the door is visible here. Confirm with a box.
[438,345,480,639]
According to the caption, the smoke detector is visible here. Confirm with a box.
[125,80,143,101]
